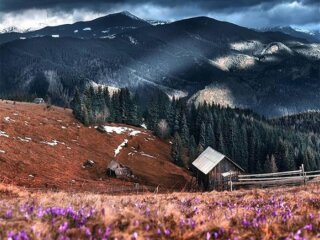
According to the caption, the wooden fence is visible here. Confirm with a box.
[228,164,320,191]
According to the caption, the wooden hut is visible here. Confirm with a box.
[106,160,132,178]
[192,147,245,190]
[33,98,45,104]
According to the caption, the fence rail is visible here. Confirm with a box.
[227,164,320,191]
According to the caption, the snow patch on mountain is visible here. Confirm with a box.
[189,83,236,108]
[294,44,320,60]
[230,40,263,52]
[120,11,142,21]
[51,35,60,38]
[261,42,293,55]
[147,20,170,26]
[100,35,116,39]
[90,81,119,95]
[83,27,92,31]
[209,54,256,71]
[128,36,138,45]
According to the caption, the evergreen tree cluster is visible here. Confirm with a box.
[71,87,320,173]
[71,86,140,126]
[270,112,320,134]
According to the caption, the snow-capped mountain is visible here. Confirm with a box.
[0,12,319,117]
[146,20,170,26]
[0,11,150,44]
[259,26,320,43]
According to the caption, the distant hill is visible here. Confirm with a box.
[270,111,320,134]
[0,11,150,45]
[259,26,320,43]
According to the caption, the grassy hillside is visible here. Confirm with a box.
[0,100,191,192]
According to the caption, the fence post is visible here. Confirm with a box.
[301,164,306,185]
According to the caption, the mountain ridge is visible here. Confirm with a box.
[0,12,319,117]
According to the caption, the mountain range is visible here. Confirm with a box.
[0,11,319,117]
[258,26,320,44]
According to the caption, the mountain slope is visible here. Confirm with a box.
[259,26,320,43]
[0,11,151,45]
[0,100,191,192]
[0,14,319,117]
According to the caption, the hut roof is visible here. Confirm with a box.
[192,147,245,174]
[107,160,122,171]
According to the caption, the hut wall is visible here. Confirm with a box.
[208,158,242,190]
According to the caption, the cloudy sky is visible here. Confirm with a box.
[0,0,319,31]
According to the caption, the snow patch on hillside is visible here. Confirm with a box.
[0,131,9,138]
[103,126,142,136]
[41,140,65,146]
[18,136,32,142]
[114,139,128,157]
[140,152,156,159]
[83,27,91,31]
[52,35,59,38]
[4,116,15,122]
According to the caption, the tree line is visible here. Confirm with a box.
[71,86,320,173]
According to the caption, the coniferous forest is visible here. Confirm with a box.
[71,86,320,173]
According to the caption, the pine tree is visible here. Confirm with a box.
[171,132,183,166]
[206,123,215,148]
[199,122,206,148]
[180,113,189,145]
[188,135,197,168]
[271,154,278,173]
[71,87,82,121]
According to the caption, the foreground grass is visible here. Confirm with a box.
[0,184,320,239]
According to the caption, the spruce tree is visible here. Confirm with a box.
[180,113,189,145]
[171,132,183,166]
[199,122,206,148]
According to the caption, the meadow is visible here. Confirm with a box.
[1,183,320,239]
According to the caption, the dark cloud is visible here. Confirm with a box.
[0,0,318,12]
[0,0,319,31]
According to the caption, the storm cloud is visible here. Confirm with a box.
[0,0,319,31]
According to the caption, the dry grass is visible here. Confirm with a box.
[1,183,320,239]
[0,100,191,192]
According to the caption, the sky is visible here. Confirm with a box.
[0,0,319,32]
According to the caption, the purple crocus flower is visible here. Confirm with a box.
[5,209,13,219]
[59,222,68,233]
